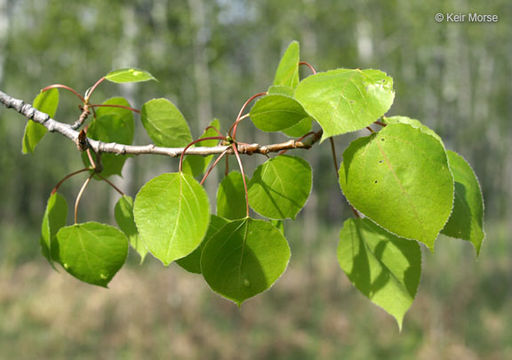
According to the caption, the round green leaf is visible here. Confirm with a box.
[248,155,312,220]
[176,215,229,274]
[217,171,248,220]
[384,116,441,142]
[338,218,421,331]
[40,192,67,266]
[250,94,310,132]
[141,98,192,147]
[22,88,59,154]
[105,68,156,83]
[115,195,147,263]
[133,172,210,266]
[201,218,291,305]
[441,150,485,255]
[295,68,395,141]
[82,97,134,177]
[182,118,221,178]
[339,123,454,250]
[273,40,300,89]
[56,222,128,287]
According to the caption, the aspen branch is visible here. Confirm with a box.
[0,89,322,157]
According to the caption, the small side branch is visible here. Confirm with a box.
[0,90,322,157]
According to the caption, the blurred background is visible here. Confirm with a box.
[1,0,511,359]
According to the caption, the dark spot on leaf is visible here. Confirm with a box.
[381,138,385,141]
[379,160,383,163]
[374,180,378,184]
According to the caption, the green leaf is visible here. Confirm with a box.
[338,218,421,331]
[56,222,128,287]
[441,150,485,255]
[250,94,310,132]
[141,98,192,147]
[248,155,312,220]
[295,69,395,141]
[182,118,221,178]
[273,40,300,88]
[40,192,67,266]
[105,68,156,83]
[271,220,285,234]
[216,171,248,220]
[339,123,454,250]
[115,195,147,263]
[82,97,134,177]
[282,117,313,137]
[22,89,59,154]
[133,172,210,266]
[384,116,441,142]
[268,85,294,97]
[201,218,291,305]
[176,215,229,274]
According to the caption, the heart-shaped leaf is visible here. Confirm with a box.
[273,40,300,89]
[441,150,485,255]
[295,69,395,141]
[201,218,291,305]
[338,218,421,331]
[115,195,147,263]
[217,171,248,220]
[105,68,156,83]
[248,155,312,219]
[40,192,67,266]
[250,94,310,132]
[22,88,59,154]
[133,172,210,265]
[82,97,134,177]
[140,98,192,147]
[56,222,128,287]
[176,215,229,274]
[339,123,454,250]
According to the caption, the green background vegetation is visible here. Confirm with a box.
[0,0,511,358]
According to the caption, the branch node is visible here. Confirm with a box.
[76,129,89,151]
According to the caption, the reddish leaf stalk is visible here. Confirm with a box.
[90,103,141,114]
[96,174,125,196]
[203,125,223,137]
[200,148,230,185]
[232,143,250,217]
[74,172,94,223]
[51,168,91,195]
[86,148,96,169]
[85,77,106,101]
[299,61,317,75]
[230,92,267,139]
[42,84,85,103]
[178,136,226,173]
